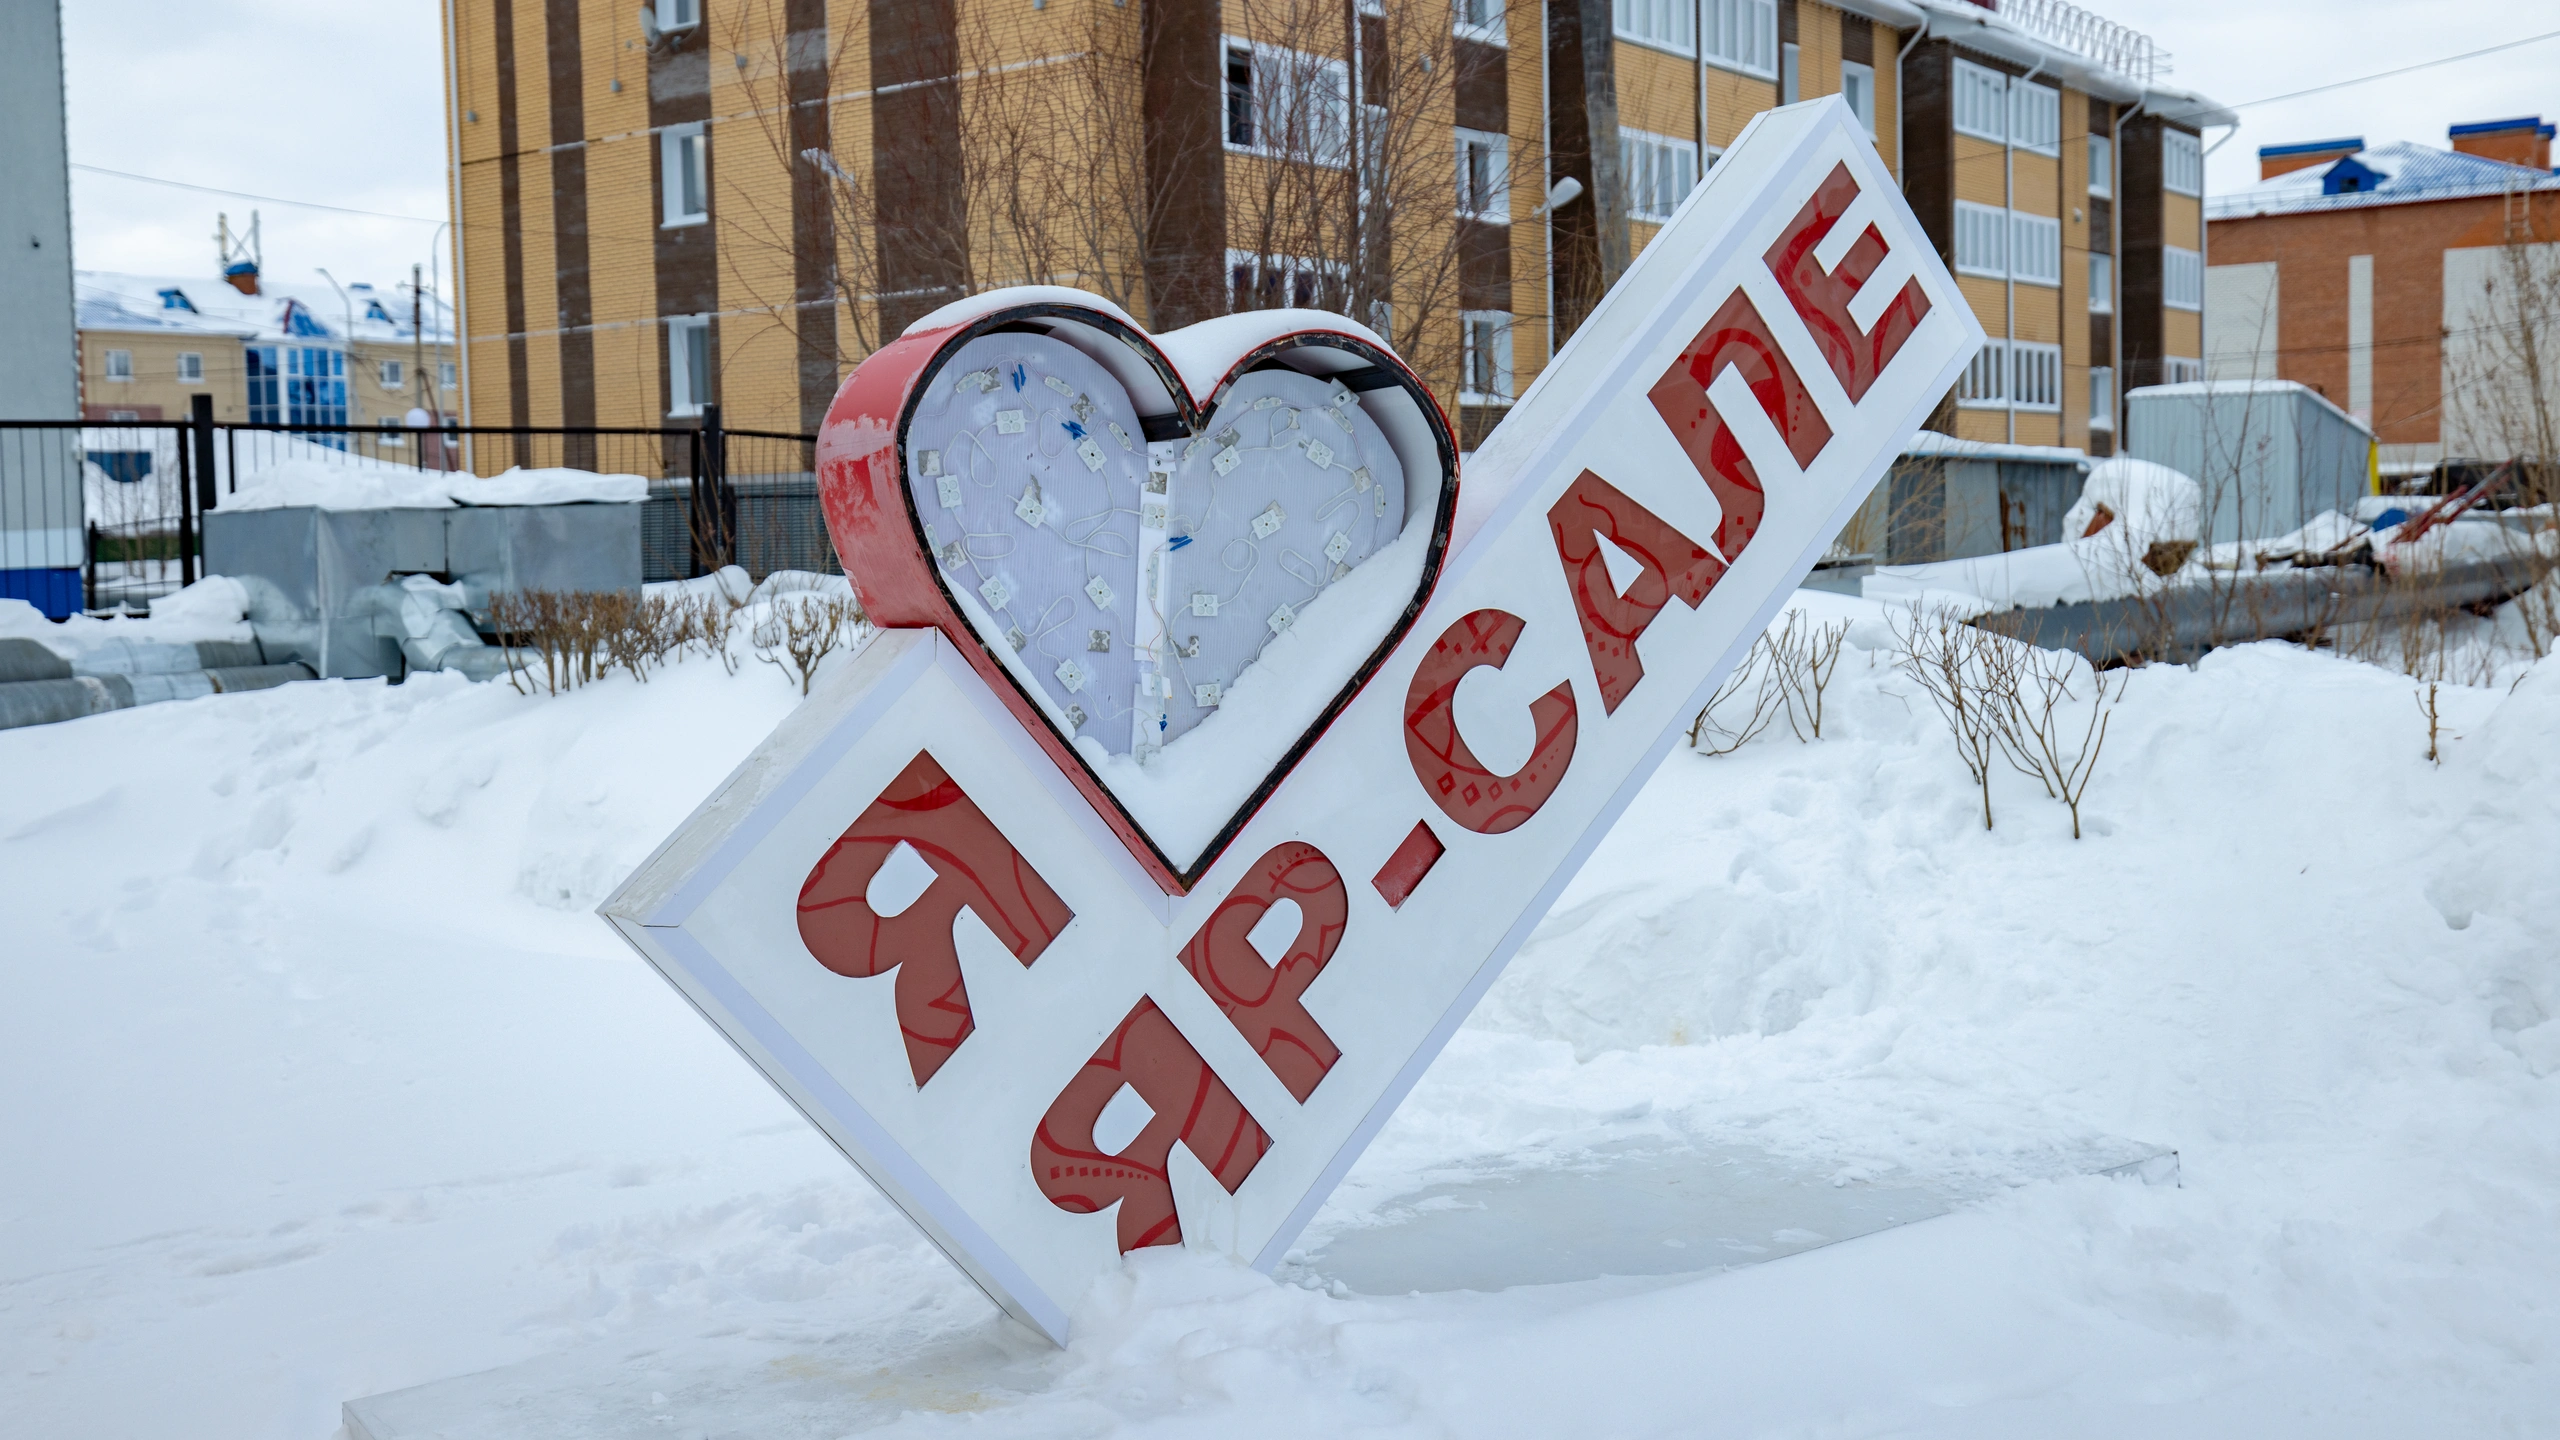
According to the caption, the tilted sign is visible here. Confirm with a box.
[601,99,1981,1343]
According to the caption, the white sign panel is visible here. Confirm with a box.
[602,98,1982,1343]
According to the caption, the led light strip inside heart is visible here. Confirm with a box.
[823,299,1457,891]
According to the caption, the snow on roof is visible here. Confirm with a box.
[1905,0,2205,110]
[2128,379,2376,436]
[74,271,455,346]
[2209,139,2560,221]
[1900,431,2090,466]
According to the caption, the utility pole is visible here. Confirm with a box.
[411,263,427,416]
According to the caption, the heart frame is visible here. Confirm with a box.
[817,298,1461,896]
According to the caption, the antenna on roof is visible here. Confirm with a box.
[217,210,263,296]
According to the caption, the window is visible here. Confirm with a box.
[285,346,347,441]
[246,347,280,422]
[654,0,698,30]
[1228,252,1343,312]
[106,409,139,423]
[2011,342,2060,410]
[1953,60,2006,143]
[1954,201,2007,277]
[1780,43,1798,103]
[661,124,708,225]
[2087,253,2113,312]
[1616,0,1695,55]
[2162,129,2202,196]
[2163,356,2204,384]
[1840,61,1875,134]
[377,419,406,448]
[1959,343,2005,407]
[1621,128,1700,223]
[2164,245,2202,310]
[156,287,195,313]
[2009,80,2059,155]
[1461,311,1514,401]
[2087,133,2113,196]
[1453,0,1503,43]
[1224,41,1350,166]
[378,358,404,389]
[177,351,203,382]
[1956,341,2059,410]
[1457,127,1509,220]
[104,349,133,381]
[439,361,456,389]
[1702,0,1776,77]
[667,316,711,416]
[2009,211,2061,286]
[2088,366,2115,429]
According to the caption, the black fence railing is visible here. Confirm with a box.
[0,404,833,616]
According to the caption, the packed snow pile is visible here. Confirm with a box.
[0,576,256,657]
[1863,457,2209,614]
[224,461,651,511]
[4,593,2557,1436]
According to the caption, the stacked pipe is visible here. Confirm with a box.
[0,637,313,731]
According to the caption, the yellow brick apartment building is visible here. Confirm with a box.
[442,0,2225,458]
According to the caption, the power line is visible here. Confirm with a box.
[68,162,441,225]
[2161,27,2560,122]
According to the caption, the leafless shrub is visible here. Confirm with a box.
[1891,606,2025,831]
[1771,613,1850,742]
[487,589,710,695]
[753,593,866,695]
[1689,632,1785,755]
[1996,643,2126,840]
[2417,681,2444,765]
[690,593,744,675]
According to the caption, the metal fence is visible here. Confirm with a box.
[0,403,834,616]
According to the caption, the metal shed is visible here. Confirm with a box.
[1840,433,2093,566]
[2127,381,2373,544]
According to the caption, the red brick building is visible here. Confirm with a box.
[2206,116,2560,479]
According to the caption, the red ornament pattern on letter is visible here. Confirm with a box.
[1403,609,1579,835]
[1178,842,1350,1103]
[1031,998,1271,1253]
[1547,469,1727,714]
[1645,292,1833,560]
[795,752,1075,1087]
[1765,162,1933,404]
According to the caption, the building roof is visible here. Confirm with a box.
[1902,430,2091,466]
[73,271,454,346]
[1891,0,2226,118]
[2208,139,2560,221]
[2127,379,2374,436]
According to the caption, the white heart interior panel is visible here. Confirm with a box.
[904,336,1410,762]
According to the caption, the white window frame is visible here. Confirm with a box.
[2163,129,2203,197]
[2164,245,2203,311]
[2009,211,2061,287]
[667,314,711,417]
[378,358,405,390]
[2009,79,2060,156]
[377,418,407,448]
[1453,0,1504,45]
[1840,61,1875,135]
[2088,366,2115,429]
[654,0,699,31]
[1223,38,1351,168]
[2010,341,2061,411]
[1954,201,2007,278]
[176,351,203,382]
[1615,0,1696,57]
[439,361,457,389]
[2163,356,2204,384]
[1702,0,1776,79]
[103,348,133,382]
[2087,252,2113,313]
[1953,59,2007,143]
[2087,133,2113,197]
[1456,126,1510,221]
[1958,342,2006,408]
[1620,126,1700,224]
[1460,310,1515,403]
[661,123,708,227]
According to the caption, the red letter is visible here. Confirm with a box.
[1548,469,1726,713]
[796,752,1073,1088]
[1404,609,1578,835]
[1032,999,1270,1253]
[1765,162,1932,404]
[1646,292,1831,560]
[1178,842,1348,1103]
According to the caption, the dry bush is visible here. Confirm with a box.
[1772,613,1850,742]
[1997,643,2126,840]
[1689,631,1785,755]
[1890,606,2022,831]
[753,593,866,696]
[488,589,726,696]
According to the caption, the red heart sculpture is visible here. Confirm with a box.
[817,291,1458,895]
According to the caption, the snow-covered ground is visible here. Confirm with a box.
[5,594,2556,1437]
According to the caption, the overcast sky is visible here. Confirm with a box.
[58,0,2560,310]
